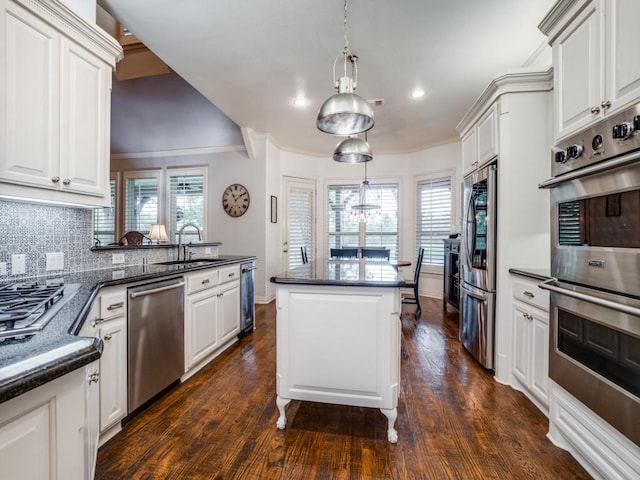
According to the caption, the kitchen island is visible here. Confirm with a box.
[271,258,406,442]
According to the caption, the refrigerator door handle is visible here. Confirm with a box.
[462,286,487,302]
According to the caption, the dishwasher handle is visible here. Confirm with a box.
[129,280,185,299]
[242,265,257,273]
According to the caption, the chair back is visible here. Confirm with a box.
[300,246,309,264]
[330,248,358,259]
[414,248,425,284]
[361,248,390,260]
[120,231,148,246]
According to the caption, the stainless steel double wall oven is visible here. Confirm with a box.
[540,103,640,447]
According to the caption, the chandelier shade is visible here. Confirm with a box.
[333,136,372,163]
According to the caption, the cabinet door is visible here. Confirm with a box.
[219,281,240,344]
[512,303,531,386]
[84,361,100,480]
[530,312,550,406]
[0,2,60,189]
[476,106,498,165]
[60,38,110,197]
[553,0,603,140]
[461,128,477,174]
[99,317,127,431]
[605,0,640,115]
[186,290,219,369]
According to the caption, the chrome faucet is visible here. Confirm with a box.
[178,222,202,261]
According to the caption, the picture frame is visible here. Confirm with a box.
[270,195,278,223]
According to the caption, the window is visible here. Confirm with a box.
[93,177,117,246]
[286,179,315,269]
[328,182,399,260]
[123,171,161,235]
[167,168,206,243]
[416,174,452,267]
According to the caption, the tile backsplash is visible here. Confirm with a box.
[0,200,216,281]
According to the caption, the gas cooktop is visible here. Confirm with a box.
[0,281,81,341]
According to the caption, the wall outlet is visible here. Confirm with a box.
[112,270,125,280]
[11,254,26,275]
[205,247,212,255]
[46,252,64,271]
[112,253,125,265]
[0,262,6,276]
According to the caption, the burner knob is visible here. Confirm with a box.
[554,150,567,163]
[566,144,583,159]
[612,122,634,139]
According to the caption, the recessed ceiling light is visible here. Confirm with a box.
[411,89,425,99]
[292,97,310,107]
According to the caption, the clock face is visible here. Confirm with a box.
[222,183,250,217]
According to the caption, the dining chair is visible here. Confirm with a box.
[300,246,309,264]
[119,231,149,246]
[361,247,390,260]
[401,248,425,320]
[330,248,359,259]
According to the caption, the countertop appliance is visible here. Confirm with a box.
[240,261,256,335]
[539,101,640,447]
[0,281,80,341]
[460,161,497,369]
[128,277,185,413]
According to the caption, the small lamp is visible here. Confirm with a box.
[148,224,169,244]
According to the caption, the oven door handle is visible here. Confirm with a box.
[539,279,640,317]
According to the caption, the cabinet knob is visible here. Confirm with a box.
[601,100,611,109]
[590,106,601,114]
[104,334,112,340]
[88,372,100,384]
[51,176,60,183]
[62,178,71,185]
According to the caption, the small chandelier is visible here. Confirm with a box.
[316,0,374,136]
[351,161,381,223]
[333,134,372,163]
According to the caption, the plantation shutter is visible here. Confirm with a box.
[287,184,314,269]
[416,176,452,265]
[93,178,116,246]
[168,172,205,243]
[124,175,159,235]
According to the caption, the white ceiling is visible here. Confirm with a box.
[97,0,555,157]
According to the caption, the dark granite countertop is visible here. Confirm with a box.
[508,267,553,282]
[271,258,406,288]
[0,255,255,403]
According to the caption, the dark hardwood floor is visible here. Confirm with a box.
[95,298,591,480]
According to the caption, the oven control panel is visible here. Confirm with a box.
[551,102,640,177]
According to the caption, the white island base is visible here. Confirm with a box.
[273,283,402,443]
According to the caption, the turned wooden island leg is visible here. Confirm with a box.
[380,407,398,443]
[276,396,291,429]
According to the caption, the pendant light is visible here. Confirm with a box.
[351,161,381,223]
[333,133,372,163]
[316,0,374,136]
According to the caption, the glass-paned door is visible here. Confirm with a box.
[285,177,316,270]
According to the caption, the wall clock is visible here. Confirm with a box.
[222,183,250,217]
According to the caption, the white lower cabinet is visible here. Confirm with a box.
[0,367,91,480]
[79,286,128,444]
[184,265,241,378]
[511,276,550,414]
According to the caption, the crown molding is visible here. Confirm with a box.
[538,0,591,43]
[110,145,246,160]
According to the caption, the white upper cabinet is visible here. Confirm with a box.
[0,0,121,206]
[541,0,640,141]
[460,105,498,175]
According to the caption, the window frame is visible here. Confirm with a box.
[166,166,208,243]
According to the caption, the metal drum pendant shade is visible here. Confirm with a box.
[333,136,372,163]
[317,91,374,135]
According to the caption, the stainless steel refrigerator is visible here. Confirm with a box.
[460,161,497,369]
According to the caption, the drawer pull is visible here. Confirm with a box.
[228,273,235,278]
[202,279,210,285]
[107,302,124,311]
[92,318,106,327]
[523,291,535,298]
[104,334,113,341]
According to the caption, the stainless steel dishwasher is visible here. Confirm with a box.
[128,277,185,413]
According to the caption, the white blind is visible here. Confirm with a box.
[93,179,116,246]
[124,175,158,235]
[328,183,399,260]
[416,176,452,265]
[288,185,314,269]
[169,172,205,243]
